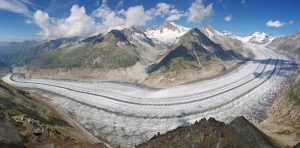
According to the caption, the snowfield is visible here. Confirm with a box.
[145,22,189,45]
[2,42,296,147]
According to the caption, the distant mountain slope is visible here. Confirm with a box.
[122,28,170,64]
[142,28,240,87]
[267,30,300,62]
[200,26,251,58]
[30,30,139,69]
[0,38,81,67]
[0,41,38,65]
[146,28,237,73]
[137,116,279,148]
[3,21,255,87]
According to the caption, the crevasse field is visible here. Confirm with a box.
[2,42,296,147]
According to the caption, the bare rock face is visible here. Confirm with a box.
[137,116,279,148]
[0,112,23,148]
[293,142,300,148]
[201,26,251,58]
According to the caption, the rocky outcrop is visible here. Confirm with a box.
[137,116,279,148]
[0,112,23,148]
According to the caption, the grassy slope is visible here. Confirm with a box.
[287,72,300,103]
[0,80,107,147]
[33,43,139,69]
[258,71,300,147]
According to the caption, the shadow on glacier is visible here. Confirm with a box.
[176,112,191,126]
[252,59,298,79]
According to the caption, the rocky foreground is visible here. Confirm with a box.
[0,80,108,147]
[137,116,279,148]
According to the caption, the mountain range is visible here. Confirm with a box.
[267,30,300,62]
[0,21,294,87]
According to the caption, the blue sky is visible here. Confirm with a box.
[0,0,299,41]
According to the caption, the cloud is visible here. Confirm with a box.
[241,0,247,7]
[34,5,97,39]
[288,20,294,24]
[92,3,126,31]
[34,3,155,39]
[32,1,213,39]
[154,3,186,21]
[93,4,153,31]
[266,20,285,28]
[25,19,33,24]
[154,3,172,16]
[0,0,32,17]
[166,9,186,21]
[224,15,233,22]
[125,5,153,27]
[187,0,213,23]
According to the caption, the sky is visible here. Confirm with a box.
[0,0,299,41]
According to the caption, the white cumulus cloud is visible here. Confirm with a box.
[32,0,215,39]
[33,5,97,39]
[154,3,172,16]
[92,3,153,31]
[125,5,153,27]
[266,20,285,28]
[187,0,213,23]
[154,3,186,21]
[33,2,156,39]
[224,15,233,22]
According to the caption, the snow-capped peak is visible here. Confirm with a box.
[201,26,226,39]
[247,32,273,44]
[251,32,269,39]
[168,22,190,31]
[222,31,233,36]
[234,32,274,44]
[144,21,190,45]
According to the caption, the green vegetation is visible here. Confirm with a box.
[0,80,86,141]
[46,111,68,126]
[33,43,139,70]
[159,51,212,73]
[160,57,199,73]
[287,73,300,103]
[6,109,24,116]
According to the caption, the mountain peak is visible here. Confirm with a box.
[152,21,189,32]
[248,32,272,44]
[202,25,215,31]
[144,21,190,45]
[105,30,129,43]
[251,32,269,38]
[200,26,225,39]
